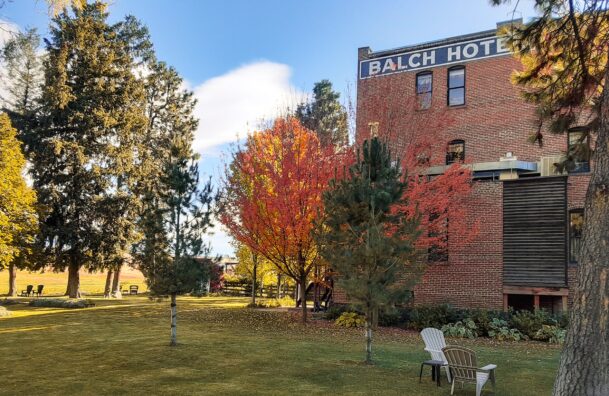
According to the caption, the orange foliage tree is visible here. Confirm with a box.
[218,116,337,322]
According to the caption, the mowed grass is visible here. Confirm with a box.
[0,267,147,296]
[0,297,559,395]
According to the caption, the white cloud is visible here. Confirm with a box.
[0,20,19,46]
[191,61,306,154]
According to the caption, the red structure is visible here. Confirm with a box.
[353,21,590,312]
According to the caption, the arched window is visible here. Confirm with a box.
[567,128,591,173]
[447,66,465,106]
[446,139,465,165]
[416,71,432,109]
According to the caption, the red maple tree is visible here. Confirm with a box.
[219,116,338,322]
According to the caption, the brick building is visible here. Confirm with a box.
[352,21,591,312]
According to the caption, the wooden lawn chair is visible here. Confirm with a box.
[442,345,497,396]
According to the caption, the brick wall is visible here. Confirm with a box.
[413,181,504,309]
[353,42,591,310]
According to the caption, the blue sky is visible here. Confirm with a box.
[1,0,536,256]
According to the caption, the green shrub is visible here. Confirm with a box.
[511,309,556,339]
[29,298,94,309]
[335,312,366,328]
[487,318,526,341]
[407,304,462,330]
[467,309,509,336]
[534,325,566,344]
[325,304,353,320]
[441,319,478,339]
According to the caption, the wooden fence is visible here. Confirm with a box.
[222,280,296,299]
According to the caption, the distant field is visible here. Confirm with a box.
[0,267,147,296]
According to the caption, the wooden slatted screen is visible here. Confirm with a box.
[503,177,567,287]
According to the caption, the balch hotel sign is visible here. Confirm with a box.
[359,36,510,79]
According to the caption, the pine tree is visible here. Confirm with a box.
[296,80,349,149]
[133,58,215,346]
[318,137,421,364]
[31,2,147,298]
[141,133,215,346]
[0,113,37,296]
[0,29,43,154]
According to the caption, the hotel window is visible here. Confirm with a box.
[567,129,591,173]
[569,209,584,264]
[446,139,465,165]
[447,66,465,106]
[416,72,432,109]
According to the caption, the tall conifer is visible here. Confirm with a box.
[318,138,421,364]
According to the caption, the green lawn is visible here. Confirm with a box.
[0,267,147,296]
[0,297,560,395]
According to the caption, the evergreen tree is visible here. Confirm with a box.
[31,2,147,298]
[0,113,37,296]
[318,137,421,364]
[296,79,349,149]
[0,29,43,154]
[133,58,215,346]
[140,133,215,347]
[132,59,198,287]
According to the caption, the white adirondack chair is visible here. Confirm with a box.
[442,345,497,396]
[420,327,452,383]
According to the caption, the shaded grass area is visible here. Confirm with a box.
[0,297,559,395]
[0,267,147,296]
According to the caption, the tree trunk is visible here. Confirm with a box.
[252,259,257,305]
[65,260,81,298]
[553,68,609,396]
[104,269,113,298]
[365,308,373,364]
[300,274,307,323]
[112,264,122,295]
[277,274,282,298]
[170,292,177,346]
[8,262,17,297]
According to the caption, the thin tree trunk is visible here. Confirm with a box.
[112,264,122,295]
[365,308,373,364]
[252,257,257,305]
[553,66,609,396]
[170,292,177,346]
[8,262,17,297]
[277,273,282,298]
[65,260,81,298]
[104,269,113,298]
[300,274,307,323]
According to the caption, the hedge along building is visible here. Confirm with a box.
[352,20,591,313]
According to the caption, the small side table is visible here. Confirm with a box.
[419,359,444,387]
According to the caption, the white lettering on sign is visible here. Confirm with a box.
[462,43,479,58]
[422,51,435,66]
[369,60,381,75]
[382,58,396,73]
[397,56,408,70]
[360,35,512,79]
[447,46,461,62]
[408,53,421,68]
[497,37,508,53]
[480,39,494,55]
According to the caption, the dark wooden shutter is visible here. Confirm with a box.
[503,177,567,287]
